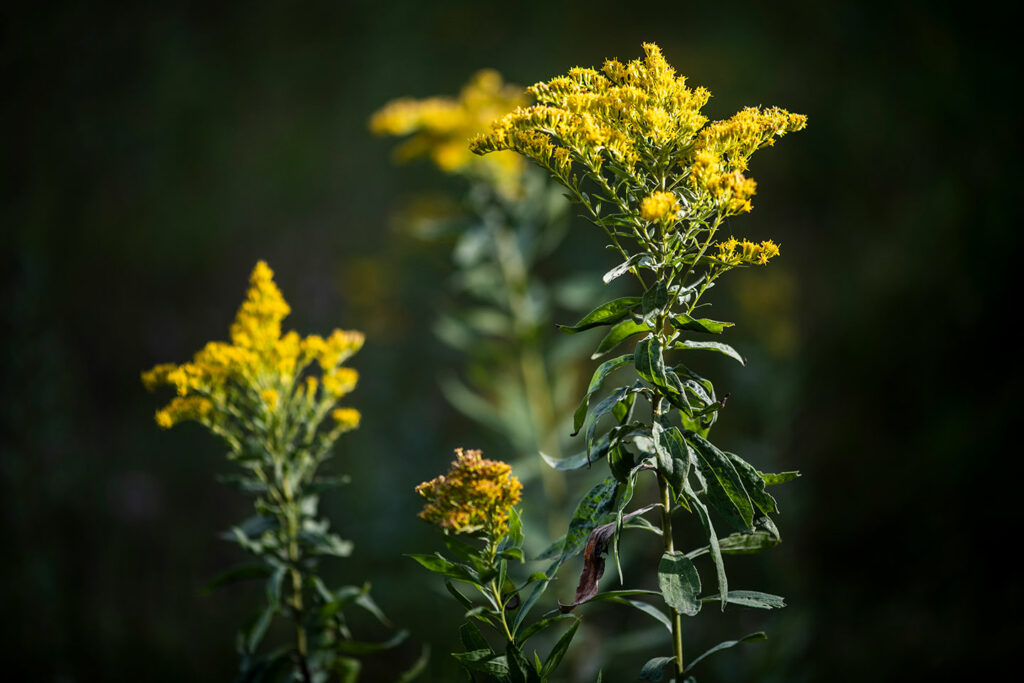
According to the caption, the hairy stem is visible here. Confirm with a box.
[658,472,684,677]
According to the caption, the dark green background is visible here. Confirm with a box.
[2,1,1018,680]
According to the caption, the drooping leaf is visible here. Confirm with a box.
[558,297,641,333]
[658,551,702,616]
[635,336,669,389]
[559,506,657,613]
[459,621,491,653]
[452,650,509,676]
[542,435,610,471]
[572,354,635,433]
[641,282,670,319]
[602,253,654,284]
[684,483,728,610]
[684,632,767,673]
[407,554,479,584]
[671,313,734,335]
[718,530,780,555]
[725,452,778,516]
[560,478,620,561]
[686,432,755,531]
[699,591,786,609]
[516,614,578,644]
[588,592,672,633]
[675,340,745,365]
[639,656,677,681]
[591,320,651,359]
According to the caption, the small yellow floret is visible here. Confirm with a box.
[331,407,361,431]
[640,191,680,223]
[715,236,781,266]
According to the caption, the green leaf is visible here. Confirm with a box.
[602,253,653,284]
[541,436,609,471]
[540,618,580,677]
[446,580,475,610]
[725,452,778,516]
[558,297,641,333]
[587,593,672,634]
[407,554,479,584]
[639,656,677,681]
[396,645,430,683]
[671,313,734,335]
[336,630,409,654]
[506,642,534,683]
[686,432,755,531]
[500,508,525,551]
[459,622,491,653]
[200,563,270,595]
[452,650,509,676]
[247,604,275,654]
[685,483,728,610]
[652,423,692,497]
[684,632,767,673]
[641,282,670,319]
[658,551,701,617]
[761,470,801,486]
[591,320,650,359]
[561,478,620,560]
[700,590,786,609]
[718,531,780,555]
[517,614,578,644]
[635,336,669,388]
[675,340,745,365]
[573,354,634,433]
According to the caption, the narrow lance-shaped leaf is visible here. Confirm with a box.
[684,632,767,673]
[725,451,778,516]
[762,470,801,486]
[699,590,786,609]
[572,354,634,433]
[675,340,746,365]
[671,313,734,335]
[686,432,755,531]
[591,319,651,359]
[558,297,641,333]
[684,481,728,610]
[602,253,654,284]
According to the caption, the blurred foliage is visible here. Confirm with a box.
[1,0,1020,681]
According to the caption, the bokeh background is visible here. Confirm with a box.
[2,1,1019,680]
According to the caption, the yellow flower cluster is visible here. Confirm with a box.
[370,70,528,198]
[471,43,806,217]
[715,237,781,266]
[640,191,681,223]
[416,448,523,538]
[142,261,364,431]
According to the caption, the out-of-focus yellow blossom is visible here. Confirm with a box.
[261,388,279,410]
[330,408,361,431]
[371,70,529,198]
[715,237,781,266]
[416,448,523,538]
[471,43,806,216]
[640,191,681,223]
[142,261,364,433]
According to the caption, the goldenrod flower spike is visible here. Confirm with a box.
[141,260,364,432]
[370,70,529,198]
[416,448,523,539]
[641,191,681,223]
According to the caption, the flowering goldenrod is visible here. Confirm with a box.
[141,261,363,436]
[370,69,529,198]
[416,448,523,539]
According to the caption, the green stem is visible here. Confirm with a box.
[658,472,684,677]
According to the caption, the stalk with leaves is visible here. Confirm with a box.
[142,262,420,682]
[411,448,582,681]
[371,71,594,541]
[472,44,805,681]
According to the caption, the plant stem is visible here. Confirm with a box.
[658,472,685,677]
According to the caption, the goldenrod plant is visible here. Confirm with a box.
[372,72,596,541]
[142,262,421,682]
[412,449,584,681]
[473,44,805,681]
